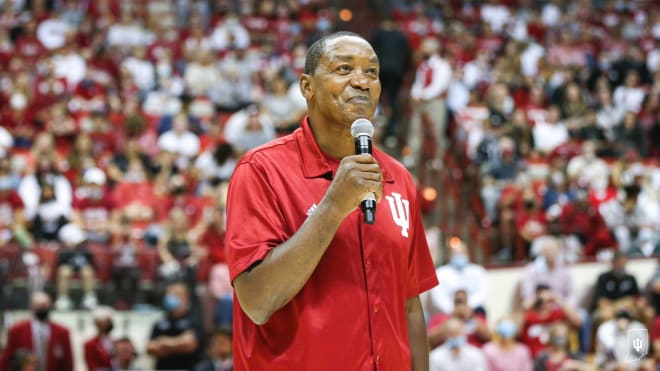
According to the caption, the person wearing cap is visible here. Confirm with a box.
[0,291,74,371]
[54,223,97,310]
[406,36,452,169]
[226,31,437,370]
[72,167,118,244]
[84,306,115,371]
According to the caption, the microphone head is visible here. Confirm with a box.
[350,118,374,138]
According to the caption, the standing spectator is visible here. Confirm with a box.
[0,292,74,371]
[54,223,98,310]
[427,240,488,314]
[482,318,533,371]
[370,17,412,142]
[429,318,487,371]
[194,327,233,371]
[407,37,452,168]
[147,281,203,371]
[84,306,115,371]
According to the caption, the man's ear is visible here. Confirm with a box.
[299,74,313,100]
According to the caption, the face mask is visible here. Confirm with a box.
[534,256,547,274]
[34,308,50,322]
[450,255,468,270]
[445,336,466,349]
[163,294,181,312]
[496,320,517,339]
[0,176,12,191]
[550,336,568,348]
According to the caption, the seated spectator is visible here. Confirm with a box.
[427,240,488,315]
[194,327,233,371]
[261,75,307,134]
[29,182,70,243]
[533,322,595,371]
[54,223,97,310]
[84,306,115,371]
[429,318,487,371]
[521,284,582,358]
[111,216,141,309]
[19,155,72,224]
[532,105,569,155]
[223,103,276,154]
[184,49,221,97]
[559,188,616,257]
[482,318,533,371]
[592,251,641,321]
[576,110,608,146]
[566,141,609,188]
[194,142,237,196]
[595,309,649,371]
[158,112,201,167]
[147,281,203,371]
[72,167,118,243]
[427,290,491,349]
[541,172,576,211]
[614,110,648,158]
[0,155,31,248]
[157,207,202,292]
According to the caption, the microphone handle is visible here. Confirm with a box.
[355,134,375,224]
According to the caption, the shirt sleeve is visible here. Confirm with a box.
[406,192,438,298]
[225,157,289,283]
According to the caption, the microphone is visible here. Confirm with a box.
[350,118,376,224]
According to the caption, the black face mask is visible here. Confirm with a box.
[34,309,50,322]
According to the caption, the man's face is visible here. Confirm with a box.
[303,36,381,126]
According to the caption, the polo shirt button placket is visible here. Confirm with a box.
[373,307,378,313]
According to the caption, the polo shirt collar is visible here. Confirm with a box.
[296,116,393,182]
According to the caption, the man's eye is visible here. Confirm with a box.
[337,65,351,72]
[367,68,379,75]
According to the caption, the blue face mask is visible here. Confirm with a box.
[163,294,181,312]
[445,336,466,349]
[450,255,469,270]
[496,320,517,339]
[0,176,13,191]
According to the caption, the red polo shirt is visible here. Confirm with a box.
[226,118,438,371]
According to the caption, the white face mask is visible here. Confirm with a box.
[10,93,27,110]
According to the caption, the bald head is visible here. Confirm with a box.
[31,291,51,310]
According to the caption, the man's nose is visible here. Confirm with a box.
[349,70,371,90]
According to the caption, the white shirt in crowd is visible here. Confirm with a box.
[157,130,200,158]
[430,344,487,371]
[18,174,72,221]
[122,57,156,91]
[430,262,488,313]
[411,54,452,102]
[613,85,646,113]
[532,120,569,153]
[52,52,86,89]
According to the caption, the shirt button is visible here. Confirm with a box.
[376,354,380,363]
[374,307,379,313]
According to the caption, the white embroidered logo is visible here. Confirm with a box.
[385,192,410,238]
[306,203,318,216]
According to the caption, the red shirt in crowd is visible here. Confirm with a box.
[72,190,116,233]
[521,307,567,358]
[226,118,438,370]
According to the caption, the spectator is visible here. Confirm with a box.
[223,103,276,154]
[613,70,646,114]
[592,251,641,320]
[54,223,97,310]
[533,322,595,371]
[595,87,624,141]
[211,47,257,111]
[482,318,533,371]
[194,142,236,196]
[111,216,141,309]
[71,167,118,243]
[614,111,647,157]
[19,155,72,223]
[521,284,582,358]
[0,155,31,247]
[427,290,491,349]
[210,14,250,52]
[84,306,115,371]
[157,207,201,292]
[194,327,233,371]
[427,240,488,315]
[147,281,203,371]
[595,309,648,371]
[558,188,616,257]
[407,36,452,168]
[157,113,201,165]
[184,49,221,97]
[532,105,569,155]
[29,181,70,243]
[0,291,74,371]
[429,318,487,371]
[113,337,138,371]
[260,75,307,134]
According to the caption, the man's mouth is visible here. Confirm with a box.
[347,96,370,104]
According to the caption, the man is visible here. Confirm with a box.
[54,223,98,310]
[84,306,115,371]
[0,291,74,371]
[112,337,138,371]
[226,31,438,370]
[429,318,487,371]
[194,327,233,371]
[72,167,118,244]
[147,281,203,371]
[592,251,640,319]
[427,240,488,315]
[427,290,491,349]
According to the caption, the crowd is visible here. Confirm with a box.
[0,0,658,369]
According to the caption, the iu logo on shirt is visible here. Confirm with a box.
[385,192,410,238]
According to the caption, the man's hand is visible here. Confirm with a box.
[322,154,383,219]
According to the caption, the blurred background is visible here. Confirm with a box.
[0,0,658,370]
